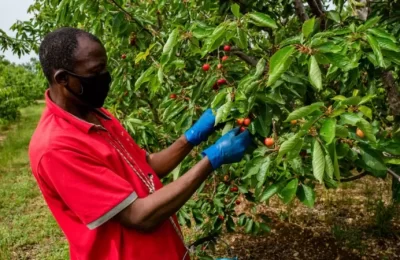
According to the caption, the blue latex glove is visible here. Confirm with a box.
[184,109,216,146]
[202,128,251,170]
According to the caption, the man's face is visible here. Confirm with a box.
[56,35,109,107]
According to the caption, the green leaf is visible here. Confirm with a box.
[315,42,342,53]
[245,219,254,233]
[171,163,182,180]
[297,184,316,208]
[215,101,233,125]
[135,66,155,90]
[359,105,372,119]
[356,118,376,143]
[248,12,278,29]
[285,102,324,122]
[309,56,322,91]
[237,27,248,49]
[302,17,316,38]
[359,144,387,177]
[279,35,301,47]
[257,157,272,188]
[202,23,227,55]
[279,179,298,204]
[325,153,334,179]
[366,34,385,67]
[367,28,397,42]
[327,11,341,23]
[340,96,362,106]
[335,125,349,138]
[340,113,361,126]
[231,3,240,18]
[320,118,336,144]
[328,142,341,182]
[211,91,228,110]
[254,104,272,137]
[254,58,266,78]
[244,157,264,179]
[375,36,400,52]
[312,141,325,184]
[277,134,304,162]
[267,46,296,86]
[358,16,381,32]
[260,184,279,202]
[163,28,179,55]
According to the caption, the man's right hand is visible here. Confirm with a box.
[201,128,251,170]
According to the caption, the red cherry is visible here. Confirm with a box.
[243,118,251,126]
[230,186,238,192]
[170,94,177,99]
[212,83,219,90]
[221,55,229,62]
[223,45,231,52]
[217,78,227,86]
[121,54,127,59]
[202,63,210,71]
[218,215,225,221]
[217,64,223,69]
[235,199,241,205]
[237,118,244,125]
[264,138,274,147]
[239,126,246,133]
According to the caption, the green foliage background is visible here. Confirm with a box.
[1,0,400,244]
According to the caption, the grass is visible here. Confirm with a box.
[0,104,68,260]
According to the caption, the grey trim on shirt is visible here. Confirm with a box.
[87,192,138,230]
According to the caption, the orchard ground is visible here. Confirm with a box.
[0,104,399,260]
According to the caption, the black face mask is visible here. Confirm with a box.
[63,70,112,108]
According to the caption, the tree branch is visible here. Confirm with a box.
[108,0,153,36]
[340,172,368,182]
[230,47,259,67]
[307,0,325,17]
[388,168,400,182]
[294,0,309,22]
[382,71,400,116]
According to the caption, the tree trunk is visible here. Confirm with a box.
[294,0,309,22]
[382,71,400,116]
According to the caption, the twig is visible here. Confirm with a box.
[382,71,400,116]
[340,172,368,182]
[144,98,161,125]
[108,0,153,36]
[388,168,400,182]
[230,47,259,67]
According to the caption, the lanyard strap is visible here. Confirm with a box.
[96,130,189,252]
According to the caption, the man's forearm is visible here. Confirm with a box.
[147,135,194,178]
[116,158,213,231]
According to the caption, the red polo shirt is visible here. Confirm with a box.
[29,90,188,260]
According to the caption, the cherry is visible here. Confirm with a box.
[356,128,365,138]
[170,94,177,99]
[212,83,219,90]
[217,63,223,69]
[202,63,210,71]
[243,118,251,126]
[223,45,231,52]
[218,215,224,221]
[121,54,127,59]
[217,78,227,86]
[237,118,244,125]
[264,137,274,147]
[235,199,241,205]
[230,186,238,192]
[290,120,298,125]
[239,126,246,132]
[223,175,230,182]
[221,55,229,62]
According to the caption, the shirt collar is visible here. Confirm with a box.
[45,89,110,133]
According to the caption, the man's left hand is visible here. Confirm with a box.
[184,109,216,146]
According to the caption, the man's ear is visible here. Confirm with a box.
[53,70,68,86]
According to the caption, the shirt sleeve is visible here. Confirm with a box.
[38,149,138,230]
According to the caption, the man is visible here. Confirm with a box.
[29,27,251,260]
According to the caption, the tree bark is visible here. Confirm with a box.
[306,0,325,17]
[230,47,259,67]
[294,0,309,22]
[382,71,400,116]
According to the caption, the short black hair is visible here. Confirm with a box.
[39,27,102,83]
